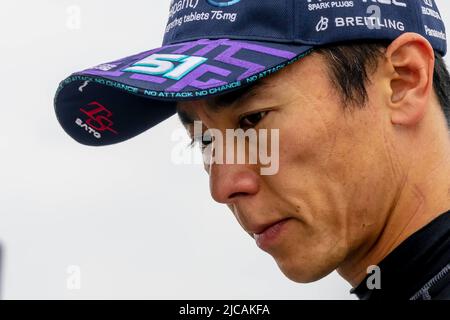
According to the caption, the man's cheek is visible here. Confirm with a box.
[279,126,321,165]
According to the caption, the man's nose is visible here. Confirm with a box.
[208,163,260,204]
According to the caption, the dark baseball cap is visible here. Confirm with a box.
[54,0,447,146]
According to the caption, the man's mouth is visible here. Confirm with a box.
[253,218,292,250]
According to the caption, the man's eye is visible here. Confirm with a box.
[190,133,213,149]
[239,111,269,129]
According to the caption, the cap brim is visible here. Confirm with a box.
[54,38,313,146]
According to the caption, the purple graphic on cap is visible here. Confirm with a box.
[167,63,231,92]
[78,39,298,92]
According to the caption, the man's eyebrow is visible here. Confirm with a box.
[177,109,198,127]
[207,80,265,112]
[177,80,268,127]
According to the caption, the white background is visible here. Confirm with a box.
[0,0,448,299]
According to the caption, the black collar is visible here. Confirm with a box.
[351,210,450,300]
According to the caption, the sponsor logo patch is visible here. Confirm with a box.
[207,0,242,7]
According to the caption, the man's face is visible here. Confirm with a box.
[177,52,397,283]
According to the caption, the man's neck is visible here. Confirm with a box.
[338,137,450,288]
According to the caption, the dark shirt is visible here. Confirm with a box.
[351,210,450,300]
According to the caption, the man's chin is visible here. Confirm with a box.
[274,258,337,283]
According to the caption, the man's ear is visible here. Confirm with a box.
[385,33,435,126]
